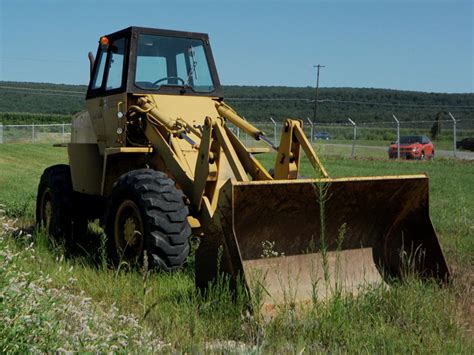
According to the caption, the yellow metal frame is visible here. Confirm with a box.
[127,95,331,219]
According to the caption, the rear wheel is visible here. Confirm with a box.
[105,169,191,271]
[36,164,88,244]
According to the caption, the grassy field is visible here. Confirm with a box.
[0,144,473,352]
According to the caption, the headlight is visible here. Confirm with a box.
[412,148,418,152]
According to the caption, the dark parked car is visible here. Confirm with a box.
[388,135,434,160]
[314,131,330,140]
[456,138,474,151]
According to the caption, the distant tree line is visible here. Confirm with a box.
[0,81,472,124]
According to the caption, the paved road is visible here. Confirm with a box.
[323,143,474,160]
[433,149,474,160]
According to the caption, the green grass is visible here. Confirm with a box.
[0,144,473,352]
[0,144,67,218]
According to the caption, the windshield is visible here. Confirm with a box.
[399,136,422,144]
[135,34,215,93]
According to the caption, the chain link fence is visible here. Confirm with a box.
[0,123,71,144]
[1,117,473,159]
[229,115,474,159]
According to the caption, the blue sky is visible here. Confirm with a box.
[0,0,472,93]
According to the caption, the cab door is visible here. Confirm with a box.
[86,36,129,154]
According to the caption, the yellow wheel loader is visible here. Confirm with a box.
[36,27,449,308]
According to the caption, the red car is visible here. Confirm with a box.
[388,135,434,160]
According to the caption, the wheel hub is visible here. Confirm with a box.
[115,200,144,261]
[123,217,142,246]
[41,189,53,231]
[44,201,52,228]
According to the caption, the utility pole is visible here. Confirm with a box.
[312,64,326,124]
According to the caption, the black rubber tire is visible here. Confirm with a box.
[36,164,88,244]
[105,169,191,272]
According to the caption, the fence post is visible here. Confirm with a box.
[269,117,277,144]
[242,116,248,145]
[62,123,65,143]
[448,112,456,158]
[0,123,3,144]
[392,114,400,159]
[348,117,356,158]
[32,123,35,144]
[305,117,314,144]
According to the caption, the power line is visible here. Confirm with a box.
[0,111,70,117]
[317,98,474,109]
[311,118,474,126]
[228,97,474,109]
[0,85,85,95]
[227,97,307,101]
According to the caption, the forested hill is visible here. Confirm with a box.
[0,81,472,124]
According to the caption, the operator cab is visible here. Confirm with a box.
[86,26,223,99]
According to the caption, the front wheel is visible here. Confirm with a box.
[105,169,191,271]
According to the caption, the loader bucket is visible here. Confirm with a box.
[195,175,449,310]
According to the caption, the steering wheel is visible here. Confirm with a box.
[152,76,185,86]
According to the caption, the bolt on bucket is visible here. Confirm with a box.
[195,175,449,310]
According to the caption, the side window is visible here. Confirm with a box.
[106,38,127,90]
[191,45,214,91]
[91,48,107,89]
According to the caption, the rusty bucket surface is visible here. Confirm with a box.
[195,175,449,308]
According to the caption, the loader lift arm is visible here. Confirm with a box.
[131,95,328,217]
